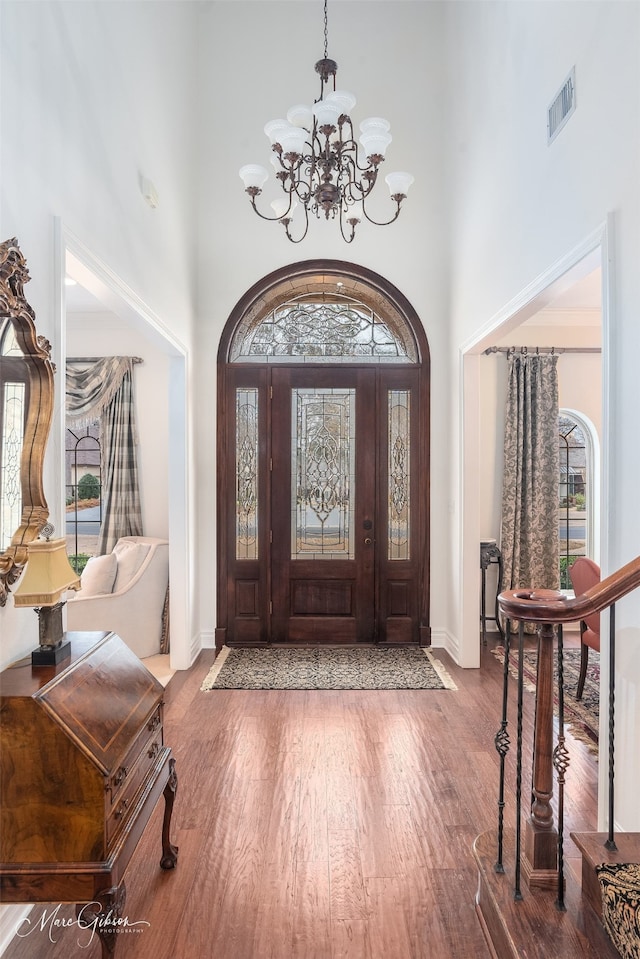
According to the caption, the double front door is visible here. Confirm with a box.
[221,364,428,645]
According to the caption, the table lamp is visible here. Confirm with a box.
[13,528,81,665]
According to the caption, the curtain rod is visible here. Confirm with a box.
[67,356,143,363]
[483,346,601,356]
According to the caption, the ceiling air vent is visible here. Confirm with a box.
[548,67,576,145]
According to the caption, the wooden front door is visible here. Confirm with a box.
[271,367,375,643]
[222,363,425,645]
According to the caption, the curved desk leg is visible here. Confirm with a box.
[160,757,179,870]
[76,879,126,959]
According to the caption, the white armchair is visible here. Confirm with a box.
[66,536,169,660]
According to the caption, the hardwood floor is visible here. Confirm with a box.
[3,635,602,959]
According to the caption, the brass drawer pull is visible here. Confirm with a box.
[148,741,161,760]
[114,798,129,820]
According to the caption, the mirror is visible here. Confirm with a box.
[0,238,54,605]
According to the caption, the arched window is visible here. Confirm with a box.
[558,410,598,588]
[65,422,102,573]
[229,292,417,364]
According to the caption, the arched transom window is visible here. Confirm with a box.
[229,293,418,364]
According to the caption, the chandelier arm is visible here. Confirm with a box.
[290,161,314,204]
[248,192,295,222]
[337,115,355,148]
[336,123,384,177]
[338,157,376,205]
[284,202,311,244]
[338,206,357,244]
[359,195,405,228]
[336,150,379,199]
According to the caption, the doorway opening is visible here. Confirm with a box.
[61,228,191,669]
[216,260,431,648]
[459,223,609,669]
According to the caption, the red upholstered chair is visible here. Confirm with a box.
[568,557,601,701]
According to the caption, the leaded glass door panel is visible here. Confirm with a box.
[271,368,376,643]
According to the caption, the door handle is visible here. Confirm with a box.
[364,537,372,545]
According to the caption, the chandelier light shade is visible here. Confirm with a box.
[239,0,414,243]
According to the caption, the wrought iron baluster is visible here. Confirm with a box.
[494,620,511,873]
[553,624,569,911]
[605,603,617,851]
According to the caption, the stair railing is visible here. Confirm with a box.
[494,555,640,910]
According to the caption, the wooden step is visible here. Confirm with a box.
[474,830,621,959]
[570,832,640,919]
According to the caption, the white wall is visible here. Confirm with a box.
[195,1,450,647]
[0,0,198,668]
[447,0,640,829]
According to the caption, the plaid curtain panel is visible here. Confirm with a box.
[67,357,143,553]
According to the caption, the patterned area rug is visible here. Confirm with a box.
[201,646,457,691]
[491,645,599,754]
[596,862,640,959]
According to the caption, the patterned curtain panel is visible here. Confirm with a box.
[500,353,560,607]
[66,357,143,553]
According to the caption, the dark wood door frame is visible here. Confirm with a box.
[216,260,431,651]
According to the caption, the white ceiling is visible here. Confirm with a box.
[542,269,601,312]
[65,281,107,314]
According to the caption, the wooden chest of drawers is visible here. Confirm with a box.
[0,631,178,956]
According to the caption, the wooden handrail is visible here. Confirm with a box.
[493,554,640,902]
[498,555,640,624]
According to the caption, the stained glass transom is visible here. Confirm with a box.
[231,297,415,364]
[236,389,259,560]
[292,388,355,560]
[1,382,25,551]
[388,390,410,560]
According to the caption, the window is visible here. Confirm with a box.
[65,422,102,573]
[229,294,417,364]
[558,412,594,589]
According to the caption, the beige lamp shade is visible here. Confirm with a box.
[13,538,81,607]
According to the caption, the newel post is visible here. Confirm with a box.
[523,621,558,889]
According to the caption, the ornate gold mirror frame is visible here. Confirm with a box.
[0,238,54,605]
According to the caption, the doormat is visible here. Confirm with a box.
[491,645,599,754]
[201,646,457,691]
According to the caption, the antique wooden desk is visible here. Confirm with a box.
[0,631,178,957]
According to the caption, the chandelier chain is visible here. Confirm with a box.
[323,0,328,60]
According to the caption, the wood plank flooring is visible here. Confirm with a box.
[2,635,603,959]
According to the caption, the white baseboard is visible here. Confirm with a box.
[430,627,460,664]
[199,629,216,650]
[0,905,31,956]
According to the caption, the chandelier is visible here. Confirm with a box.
[239,0,414,243]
